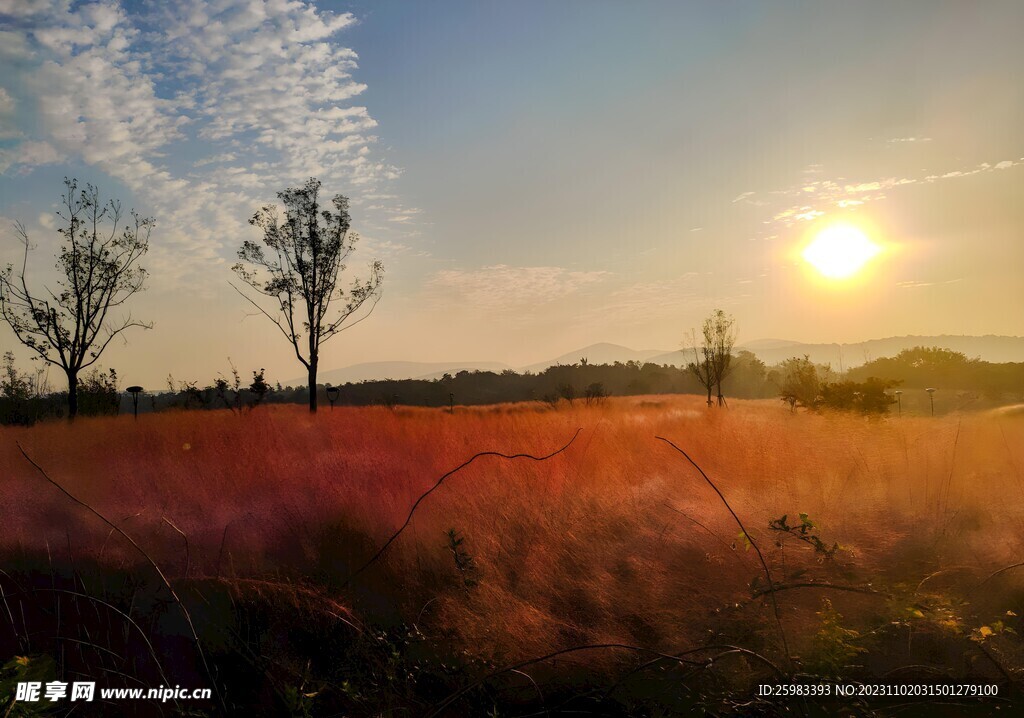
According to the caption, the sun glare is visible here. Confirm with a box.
[802,225,880,279]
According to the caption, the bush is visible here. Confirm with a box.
[819,377,899,415]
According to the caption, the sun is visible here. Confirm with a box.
[802,225,880,279]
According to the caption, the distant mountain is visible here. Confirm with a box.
[296,335,1024,386]
[520,343,667,374]
[736,335,1024,369]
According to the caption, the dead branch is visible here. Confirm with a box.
[656,435,792,666]
[342,428,582,587]
[750,582,890,600]
[16,443,224,712]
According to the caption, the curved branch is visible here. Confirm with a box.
[15,443,226,712]
[750,582,890,600]
[656,435,791,666]
[342,429,582,588]
[975,561,1024,590]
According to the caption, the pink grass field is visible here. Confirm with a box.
[3,396,1024,666]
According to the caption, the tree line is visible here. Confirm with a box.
[4,343,1023,425]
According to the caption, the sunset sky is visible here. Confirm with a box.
[1,1,1022,387]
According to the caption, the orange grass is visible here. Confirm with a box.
[3,396,1024,664]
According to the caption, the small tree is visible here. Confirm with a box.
[0,352,44,426]
[557,383,577,406]
[683,327,715,407]
[0,178,152,419]
[232,178,383,413]
[584,381,607,405]
[1,351,33,401]
[78,366,120,416]
[779,355,820,411]
[214,361,243,412]
[248,368,270,406]
[819,377,899,415]
[707,309,736,406]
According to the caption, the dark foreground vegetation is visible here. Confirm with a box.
[2,398,1024,716]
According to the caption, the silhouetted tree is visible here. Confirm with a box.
[214,361,243,412]
[249,368,270,405]
[779,355,820,411]
[0,178,152,419]
[232,178,383,413]
[730,350,770,398]
[1,351,33,401]
[683,327,715,407]
[819,377,898,414]
[584,382,607,404]
[708,310,736,405]
[557,382,577,405]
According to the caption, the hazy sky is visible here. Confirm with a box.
[1,0,1022,387]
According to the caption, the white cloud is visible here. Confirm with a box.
[193,152,237,167]
[0,88,14,114]
[0,140,62,173]
[0,0,67,18]
[1,0,407,290]
[758,157,1022,230]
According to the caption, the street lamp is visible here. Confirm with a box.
[925,388,936,416]
[326,384,340,410]
[894,390,902,417]
[126,386,144,419]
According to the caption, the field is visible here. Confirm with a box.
[2,397,1024,716]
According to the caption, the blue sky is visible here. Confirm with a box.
[1,1,1023,387]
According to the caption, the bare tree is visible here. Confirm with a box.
[683,309,736,407]
[232,178,383,413]
[683,327,715,407]
[707,309,736,406]
[0,178,152,419]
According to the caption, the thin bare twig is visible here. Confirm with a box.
[749,582,890,600]
[509,669,547,718]
[15,443,224,712]
[940,419,962,515]
[342,428,582,588]
[974,561,1024,590]
[655,435,792,666]
[914,566,979,594]
[11,587,169,687]
[662,502,735,554]
[161,517,189,580]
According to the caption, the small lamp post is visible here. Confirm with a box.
[894,390,902,417]
[925,387,936,416]
[126,386,144,419]
[326,385,340,411]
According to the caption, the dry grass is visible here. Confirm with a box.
[3,396,1024,675]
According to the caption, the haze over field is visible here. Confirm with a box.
[2,1,1023,389]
